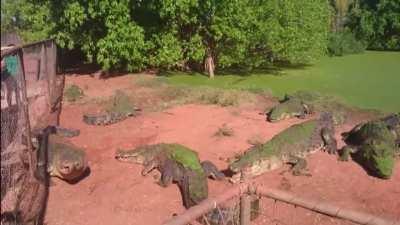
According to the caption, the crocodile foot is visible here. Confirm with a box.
[201,160,225,180]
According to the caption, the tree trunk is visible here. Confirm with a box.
[204,53,215,79]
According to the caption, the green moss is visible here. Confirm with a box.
[64,85,84,102]
[347,121,396,145]
[347,121,397,179]
[188,171,208,204]
[166,144,203,173]
[230,120,317,170]
[359,140,395,179]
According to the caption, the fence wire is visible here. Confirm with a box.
[1,39,62,225]
[163,183,398,225]
[252,198,359,225]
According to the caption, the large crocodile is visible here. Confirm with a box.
[1,126,88,225]
[31,126,88,182]
[115,143,224,208]
[340,113,399,179]
[266,91,347,125]
[115,143,259,225]
[267,97,311,122]
[230,112,337,183]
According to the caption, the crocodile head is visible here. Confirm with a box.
[229,155,284,183]
[49,142,88,181]
[345,120,397,179]
[115,145,161,165]
[357,140,395,179]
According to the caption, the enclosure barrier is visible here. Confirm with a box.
[162,181,399,225]
[1,39,61,225]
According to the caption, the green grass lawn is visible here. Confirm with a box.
[166,51,400,112]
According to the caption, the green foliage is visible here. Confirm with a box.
[147,33,184,69]
[51,0,147,71]
[64,84,84,102]
[1,0,54,43]
[255,0,331,64]
[2,0,332,72]
[328,30,366,56]
[347,0,400,50]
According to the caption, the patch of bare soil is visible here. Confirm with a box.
[44,74,399,225]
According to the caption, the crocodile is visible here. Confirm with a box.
[339,113,399,179]
[267,91,348,125]
[229,112,337,183]
[115,143,259,225]
[83,90,140,126]
[267,97,311,122]
[31,126,88,182]
[115,143,225,208]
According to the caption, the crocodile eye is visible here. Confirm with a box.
[74,161,81,168]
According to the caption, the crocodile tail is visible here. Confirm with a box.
[201,160,225,180]
[82,114,107,125]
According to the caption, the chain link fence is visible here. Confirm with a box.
[1,39,63,225]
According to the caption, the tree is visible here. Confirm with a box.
[330,0,353,32]
[254,0,331,64]
[1,0,54,43]
[347,0,400,50]
[137,0,257,78]
[140,0,331,77]
[2,0,332,74]
[49,0,147,71]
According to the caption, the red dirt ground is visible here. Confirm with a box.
[44,74,400,225]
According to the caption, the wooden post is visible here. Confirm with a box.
[240,168,251,225]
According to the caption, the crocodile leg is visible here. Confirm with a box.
[141,159,158,176]
[321,127,337,154]
[339,146,357,161]
[201,160,225,180]
[53,126,80,137]
[297,112,306,119]
[157,159,179,187]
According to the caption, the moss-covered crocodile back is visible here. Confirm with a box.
[230,119,319,170]
[345,121,396,145]
[230,112,334,171]
[183,170,209,207]
[161,144,204,174]
[346,121,397,179]
[268,98,306,121]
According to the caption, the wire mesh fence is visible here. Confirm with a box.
[1,39,62,225]
[162,182,399,225]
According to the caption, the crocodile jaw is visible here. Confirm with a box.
[268,113,291,123]
[115,149,146,164]
[230,156,283,183]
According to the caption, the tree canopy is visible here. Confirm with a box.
[346,0,400,50]
[4,0,394,75]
